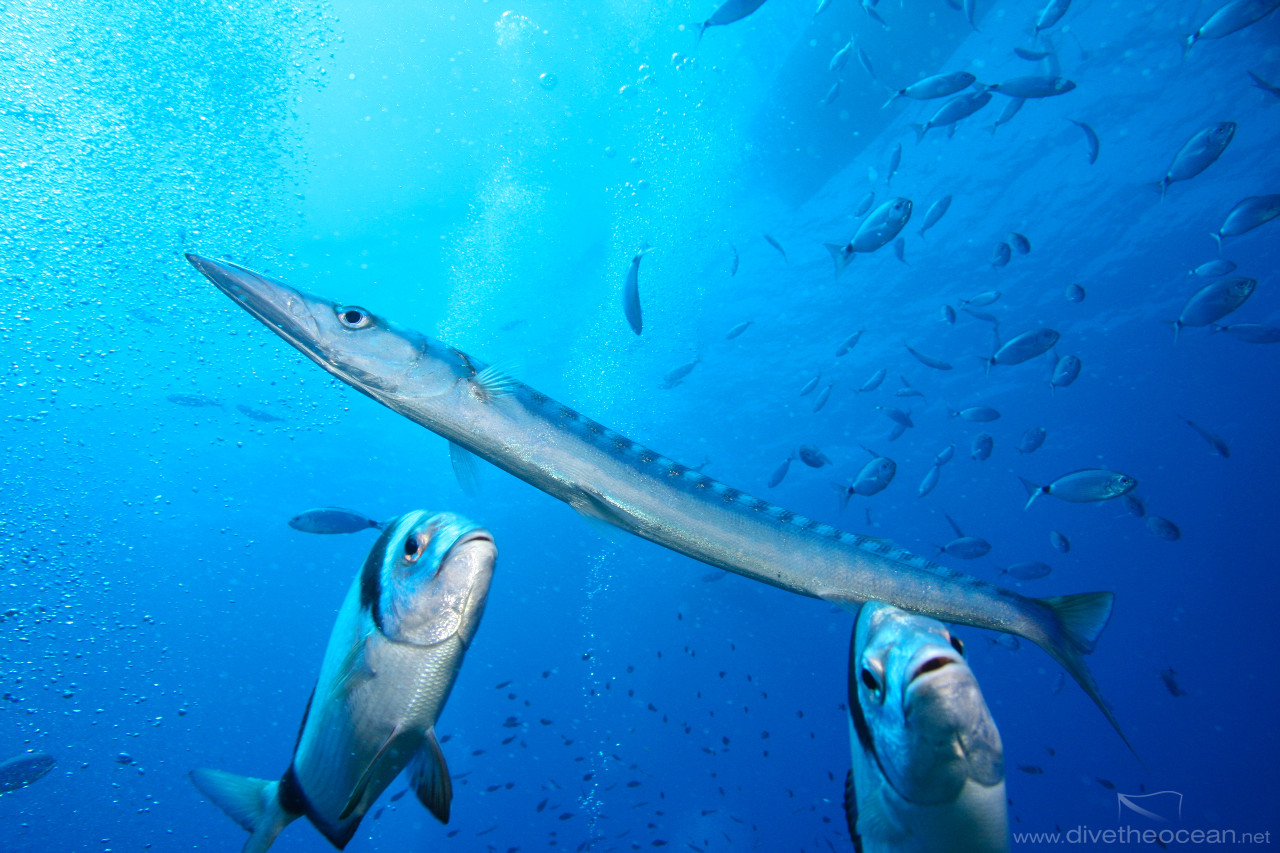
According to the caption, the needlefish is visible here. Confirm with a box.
[186,254,1130,748]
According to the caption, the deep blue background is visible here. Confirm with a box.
[2,0,1278,850]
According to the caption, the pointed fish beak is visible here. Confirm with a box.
[185,253,324,356]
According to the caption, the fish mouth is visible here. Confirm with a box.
[903,644,968,709]
[185,253,325,360]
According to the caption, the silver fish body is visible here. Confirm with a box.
[950,406,1000,423]
[971,434,994,461]
[854,191,877,217]
[1050,530,1071,553]
[837,329,866,357]
[726,320,752,339]
[289,507,385,535]
[989,76,1075,98]
[1065,283,1086,302]
[1068,119,1099,164]
[990,242,1011,268]
[0,752,55,794]
[1173,277,1256,340]
[918,464,940,498]
[1020,469,1136,510]
[845,603,1008,853]
[1147,516,1181,541]
[1034,0,1072,35]
[623,247,645,335]
[1017,427,1047,455]
[906,346,952,371]
[918,195,952,237]
[1157,122,1236,197]
[985,328,1060,372]
[190,510,496,852]
[1189,258,1237,277]
[1050,355,1081,391]
[1213,194,1280,247]
[935,445,955,466]
[884,72,976,108]
[697,0,770,42]
[1184,0,1280,54]
[859,367,888,392]
[911,90,992,142]
[1212,323,1280,343]
[963,290,1001,308]
[187,254,1130,746]
[1002,561,1052,581]
[826,198,914,275]
[988,97,1024,134]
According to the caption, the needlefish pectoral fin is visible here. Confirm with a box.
[450,441,482,496]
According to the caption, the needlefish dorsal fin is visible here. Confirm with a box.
[449,441,482,496]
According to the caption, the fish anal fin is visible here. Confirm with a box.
[449,441,482,496]
[338,726,404,821]
[412,729,453,824]
[844,768,862,853]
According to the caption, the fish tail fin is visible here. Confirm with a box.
[1028,592,1139,759]
[980,356,994,376]
[1180,32,1196,60]
[824,243,852,277]
[1208,324,1226,335]
[910,123,927,144]
[189,770,294,853]
[1018,476,1046,510]
[881,90,902,109]
[1172,320,1182,344]
[1209,231,1222,252]
[694,22,708,46]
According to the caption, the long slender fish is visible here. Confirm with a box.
[623,245,647,335]
[186,254,1130,748]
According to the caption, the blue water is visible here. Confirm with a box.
[2,0,1279,850]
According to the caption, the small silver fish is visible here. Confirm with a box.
[836,330,867,357]
[1154,122,1236,200]
[942,304,957,324]
[895,376,926,400]
[844,603,1008,853]
[990,242,1012,268]
[1050,530,1071,553]
[971,433,994,461]
[1161,668,1189,697]
[825,198,914,276]
[1017,427,1047,455]
[918,195,953,238]
[763,233,788,262]
[1001,561,1053,581]
[800,373,822,396]
[813,383,833,413]
[799,445,834,468]
[906,345,953,371]
[1171,277,1256,341]
[1184,0,1280,55]
[983,328,1060,373]
[1009,232,1031,254]
[1212,195,1280,248]
[660,356,701,389]
[768,456,793,488]
[1178,416,1230,458]
[937,515,991,559]
[726,320,752,339]
[1065,283,1086,303]
[962,291,1001,308]
[854,191,877,217]
[623,244,647,335]
[1067,119,1099,164]
[877,406,914,428]
[858,367,888,392]
[950,406,1001,423]
[988,76,1076,98]
[1121,495,1145,518]
[883,72,977,109]
[1146,516,1181,541]
[1014,46,1051,61]
[1249,70,1280,98]
[1188,258,1236,277]
[1020,469,1137,510]
[911,90,992,142]
[1210,323,1280,344]
[918,464,941,498]
[0,752,55,794]
[1050,355,1081,392]
[886,143,902,186]
[695,0,771,44]
[730,244,739,276]
[964,307,1000,326]
[822,80,841,107]
[935,444,956,466]
[830,40,854,73]
[987,97,1025,134]
[289,507,386,535]
[893,236,908,265]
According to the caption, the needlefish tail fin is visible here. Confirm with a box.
[1025,592,1140,761]
[189,769,296,853]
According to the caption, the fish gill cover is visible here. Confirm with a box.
[1,0,1279,851]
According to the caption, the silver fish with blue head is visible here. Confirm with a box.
[845,602,1009,853]
[1154,122,1236,200]
[190,510,496,852]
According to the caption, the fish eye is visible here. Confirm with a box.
[336,306,371,329]
[860,667,884,702]
[950,635,965,656]
[403,534,424,563]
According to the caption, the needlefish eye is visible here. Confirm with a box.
[336,306,372,329]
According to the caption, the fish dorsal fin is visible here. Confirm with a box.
[330,634,376,703]
[338,726,403,821]
[449,441,482,496]
[413,729,453,824]
[472,361,519,401]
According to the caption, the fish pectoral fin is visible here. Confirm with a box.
[330,634,376,702]
[449,441,482,497]
[472,361,519,401]
[338,726,404,821]
[412,729,453,824]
